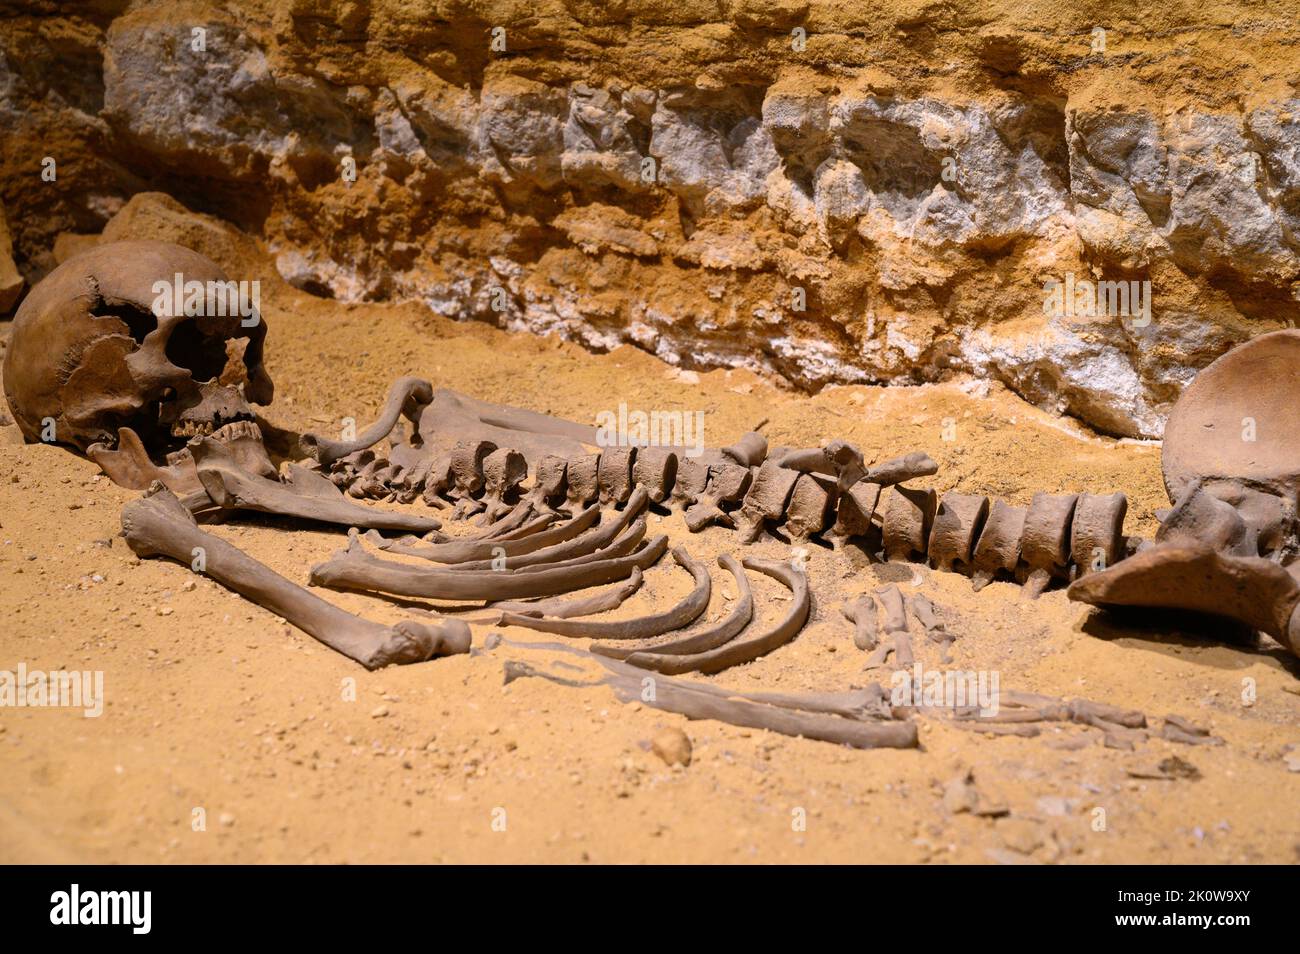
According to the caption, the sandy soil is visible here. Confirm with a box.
[1,274,1298,864]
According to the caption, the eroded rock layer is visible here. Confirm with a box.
[3,0,1299,436]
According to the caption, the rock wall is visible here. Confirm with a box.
[3,0,1300,436]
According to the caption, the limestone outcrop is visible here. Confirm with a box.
[3,0,1298,437]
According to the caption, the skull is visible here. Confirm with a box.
[3,240,273,461]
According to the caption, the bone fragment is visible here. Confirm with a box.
[564,453,601,511]
[721,432,768,467]
[841,594,880,650]
[1019,492,1078,599]
[865,452,938,487]
[970,499,1025,591]
[597,446,635,505]
[783,473,833,543]
[501,657,915,749]
[1069,492,1128,577]
[826,481,881,548]
[488,568,645,619]
[929,492,989,572]
[374,504,599,563]
[631,447,678,503]
[520,455,568,514]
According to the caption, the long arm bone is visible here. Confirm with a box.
[498,546,710,639]
[120,490,470,669]
[299,376,433,467]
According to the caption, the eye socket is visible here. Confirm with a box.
[164,321,232,381]
[89,301,158,344]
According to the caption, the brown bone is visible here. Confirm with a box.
[783,473,833,544]
[631,447,678,504]
[970,499,1026,591]
[190,439,442,533]
[120,489,470,669]
[597,446,635,505]
[564,453,601,511]
[1069,492,1128,577]
[929,492,990,572]
[592,554,753,659]
[615,556,809,675]
[683,462,751,532]
[498,546,711,639]
[734,461,800,543]
[299,376,432,468]
[881,486,937,562]
[1019,492,1078,598]
[309,529,669,602]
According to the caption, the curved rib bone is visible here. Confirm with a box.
[374,504,598,563]
[300,376,433,467]
[121,489,470,669]
[190,439,442,533]
[617,556,809,675]
[310,532,669,602]
[488,568,645,620]
[498,546,710,639]
[592,554,753,659]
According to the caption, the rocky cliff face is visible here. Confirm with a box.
[3,0,1299,436]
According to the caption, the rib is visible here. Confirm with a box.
[120,489,470,670]
[618,556,809,674]
[374,503,600,563]
[498,546,710,639]
[299,376,433,467]
[487,568,645,619]
[309,533,669,601]
[591,554,753,659]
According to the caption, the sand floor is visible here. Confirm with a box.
[1,279,1297,864]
